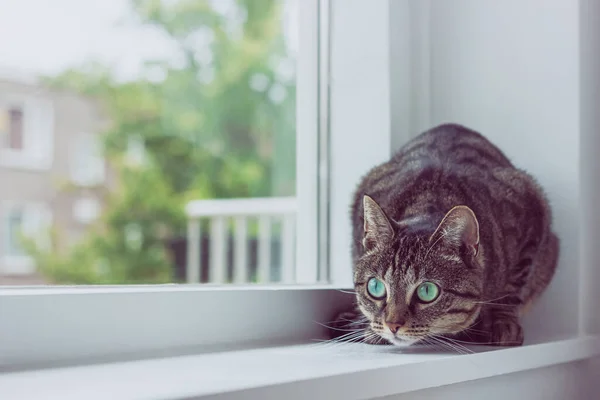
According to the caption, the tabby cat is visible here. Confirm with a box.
[332,123,558,347]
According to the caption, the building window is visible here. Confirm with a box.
[0,98,54,170]
[5,208,25,256]
[2,203,52,275]
[70,133,106,186]
[73,197,101,224]
[3,202,52,258]
[0,106,24,151]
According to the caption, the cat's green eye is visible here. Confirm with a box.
[416,282,440,303]
[367,277,387,299]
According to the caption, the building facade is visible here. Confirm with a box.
[0,76,107,285]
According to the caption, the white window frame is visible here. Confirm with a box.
[1,1,600,398]
[1,0,339,368]
[0,94,54,171]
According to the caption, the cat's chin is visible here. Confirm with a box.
[388,337,420,347]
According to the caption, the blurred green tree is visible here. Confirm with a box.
[25,0,296,284]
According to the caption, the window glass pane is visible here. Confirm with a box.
[5,210,25,256]
[0,0,307,286]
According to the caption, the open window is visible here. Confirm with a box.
[0,1,599,398]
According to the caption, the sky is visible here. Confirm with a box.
[0,0,298,82]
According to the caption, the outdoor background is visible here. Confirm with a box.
[0,0,298,284]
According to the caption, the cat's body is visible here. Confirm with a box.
[336,123,558,347]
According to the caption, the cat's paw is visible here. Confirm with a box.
[489,318,524,346]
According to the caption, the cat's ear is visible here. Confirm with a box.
[363,195,394,251]
[430,205,479,256]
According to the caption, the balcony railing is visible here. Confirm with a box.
[185,197,297,284]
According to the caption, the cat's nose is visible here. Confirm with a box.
[386,319,405,334]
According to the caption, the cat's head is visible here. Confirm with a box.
[354,195,484,346]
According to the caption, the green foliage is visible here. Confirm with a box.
[29,0,296,284]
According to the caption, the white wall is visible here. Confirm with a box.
[426,0,580,341]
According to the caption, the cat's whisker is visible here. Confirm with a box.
[427,337,458,354]
[330,329,365,340]
[431,334,473,349]
[424,336,461,354]
[427,338,458,354]
[317,334,359,347]
[313,320,367,332]
[442,338,475,355]
[429,334,514,347]
[316,313,370,340]
[472,294,514,306]
[462,328,488,335]
[421,337,444,351]
[319,330,379,349]
[342,316,369,324]
[428,335,474,355]
[333,331,375,345]
[313,336,360,350]
[318,324,363,333]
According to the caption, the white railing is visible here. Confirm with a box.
[185,197,297,284]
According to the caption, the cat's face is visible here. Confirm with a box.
[354,196,484,346]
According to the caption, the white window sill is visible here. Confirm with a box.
[0,151,51,171]
[1,336,598,400]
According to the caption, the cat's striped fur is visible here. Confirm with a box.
[333,123,558,347]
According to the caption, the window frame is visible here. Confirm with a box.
[0,284,350,369]
[2,2,599,390]
[0,0,352,368]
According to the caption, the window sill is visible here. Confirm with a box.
[0,151,51,171]
[1,336,598,400]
